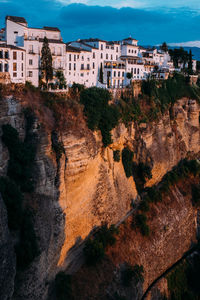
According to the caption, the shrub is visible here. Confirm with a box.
[138,199,150,212]
[80,87,120,146]
[122,148,133,178]
[84,239,105,265]
[51,130,65,161]
[132,162,152,192]
[84,224,119,265]
[55,272,73,300]
[134,214,150,236]
[113,150,120,162]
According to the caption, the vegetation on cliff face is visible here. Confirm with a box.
[167,248,200,300]
[80,87,120,146]
[83,224,119,265]
[0,109,39,270]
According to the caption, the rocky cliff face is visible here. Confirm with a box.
[0,92,200,299]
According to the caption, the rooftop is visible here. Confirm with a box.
[66,45,81,53]
[123,37,138,42]
[0,43,26,51]
[39,38,64,44]
[6,16,27,24]
[43,26,60,32]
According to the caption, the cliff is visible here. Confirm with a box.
[0,86,200,299]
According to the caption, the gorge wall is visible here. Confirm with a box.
[0,89,200,299]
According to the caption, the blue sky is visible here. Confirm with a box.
[0,0,200,45]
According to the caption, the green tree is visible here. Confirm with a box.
[160,42,168,52]
[188,49,193,75]
[41,37,53,85]
[56,70,66,88]
[99,62,104,83]
[126,72,133,80]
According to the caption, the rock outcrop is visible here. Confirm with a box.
[0,93,200,299]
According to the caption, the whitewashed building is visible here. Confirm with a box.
[4,15,66,86]
[0,43,25,84]
[1,15,197,88]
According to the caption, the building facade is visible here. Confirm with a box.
[0,15,197,88]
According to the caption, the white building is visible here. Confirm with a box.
[0,43,25,84]
[1,14,197,89]
[5,15,66,86]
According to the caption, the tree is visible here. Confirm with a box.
[55,70,66,88]
[126,72,132,80]
[160,42,168,52]
[41,37,53,85]
[188,49,193,75]
[99,62,104,83]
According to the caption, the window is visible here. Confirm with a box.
[29,45,33,54]
[106,54,108,59]
[5,51,9,59]
[116,47,118,52]
[111,55,113,60]
[137,68,139,74]
[81,73,84,77]
[114,71,116,77]
[93,62,95,69]
[116,55,118,60]
[82,56,84,61]
[0,63,2,72]
[28,71,33,77]
[0,51,3,59]
[5,64,9,72]
[101,53,103,59]
[29,59,33,65]
[69,54,71,61]
[93,52,95,59]
[74,63,76,71]
[13,73,17,77]
[87,64,90,70]
[74,55,76,61]
[21,52,23,60]
[81,64,84,70]
[21,63,23,71]
[13,63,17,71]
[122,72,125,76]
[101,44,103,50]
[134,68,136,74]
[69,63,71,70]
[118,71,120,77]
[13,51,17,60]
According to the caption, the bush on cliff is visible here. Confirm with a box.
[84,224,119,265]
[133,213,150,237]
[80,87,120,146]
[122,148,134,178]
[113,150,121,162]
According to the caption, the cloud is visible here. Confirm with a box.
[169,41,200,48]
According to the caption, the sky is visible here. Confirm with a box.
[0,0,200,45]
